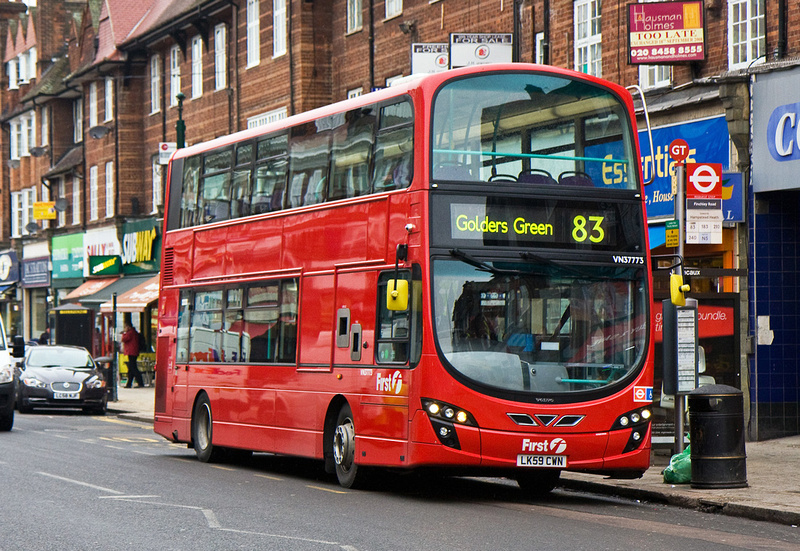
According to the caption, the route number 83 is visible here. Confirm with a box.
[572,215,605,243]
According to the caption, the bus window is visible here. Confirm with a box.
[329,107,376,201]
[201,173,231,223]
[376,271,412,364]
[245,280,298,363]
[200,149,233,224]
[176,292,192,362]
[191,290,224,362]
[224,288,247,363]
[289,122,330,207]
[373,100,413,192]
[231,169,251,218]
[180,156,201,228]
[254,158,287,213]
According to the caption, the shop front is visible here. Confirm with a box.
[751,66,800,439]
[0,250,20,338]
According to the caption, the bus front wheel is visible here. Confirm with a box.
[516,470,561,496]
[192,394,224,463]
[332,404,366,488]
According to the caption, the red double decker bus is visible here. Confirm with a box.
[154,63,654,493]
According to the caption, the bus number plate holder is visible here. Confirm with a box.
[517,455,567,468]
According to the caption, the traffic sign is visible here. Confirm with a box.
[685,163,722,198]
[669,139,689,162]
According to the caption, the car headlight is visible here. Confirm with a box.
[0,365,12,384]
[85,376,106,389]
[22,376,47,388]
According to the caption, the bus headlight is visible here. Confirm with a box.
[611,406,652,454]
[0,366,12,384]
[421,398,478,450]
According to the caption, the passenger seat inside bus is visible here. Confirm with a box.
[558,171,594,187]
[517,169,557,185]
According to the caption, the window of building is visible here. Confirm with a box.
[170,46,181,106]
[639,65,671,90]
[40,105,48,146]
[247,0,260,68]
[574,0,602,77]
[191,36,203,99]
[104,77,114,121]
[90,165,98,221]
[24,112,34,157]
[152,156,163,213]
[72,175,81,226]
[105,161,114,217]
[11,192,22,238]
[18,53,28,84]
[57,178,66,228]
[347,0,362,33]
[10,120,20,160]
[247,107,288,129]
[347,87,363,99]
[74,98,83,143]
[273,0,287,57]
[215,24,227,90]
[8,59,17,90]
[535,32,546,65]
[27,47,36,80]
[89,81,99,128]
[385,0,402,19]
[150,55,161,114]
[728,0,765,70]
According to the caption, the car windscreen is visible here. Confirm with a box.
[27,348,94,369]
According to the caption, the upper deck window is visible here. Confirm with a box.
[431,72,639,191]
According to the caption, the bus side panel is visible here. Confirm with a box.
[169,230,194,286]
[298,274,335,368]
[225,220,283,276]
[284,207,371,271]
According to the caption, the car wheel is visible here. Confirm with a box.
[0,410,12,431]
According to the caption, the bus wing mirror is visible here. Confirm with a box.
[386,279,409,311]
[670,273,690,307]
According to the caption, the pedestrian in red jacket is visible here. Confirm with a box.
[121,321,144,388]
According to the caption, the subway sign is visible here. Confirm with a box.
[432,195,642,252]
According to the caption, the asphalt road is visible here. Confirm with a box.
[2,412,799,551]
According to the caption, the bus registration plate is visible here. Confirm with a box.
[517,455,567,468]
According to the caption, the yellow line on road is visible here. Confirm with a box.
[306,485,347,494]
[255,474,283,481]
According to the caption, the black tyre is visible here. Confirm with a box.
[332,404,367,488]
[0,411,12,431]
[516,470,561,497]
[192,394,224,463]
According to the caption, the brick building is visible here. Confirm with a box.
[0,0,797,440]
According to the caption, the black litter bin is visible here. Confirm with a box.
[688,384,747,489]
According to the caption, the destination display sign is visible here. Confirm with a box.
[431,195,643,252]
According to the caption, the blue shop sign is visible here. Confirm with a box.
[21,257,50,288]
[640,116,732,220]
[0,250,19,285]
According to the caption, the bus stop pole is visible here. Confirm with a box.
[674,163,686,453]
[111,292,118,402]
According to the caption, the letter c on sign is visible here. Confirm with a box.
[767,102,800,162]
[776,112,796,157]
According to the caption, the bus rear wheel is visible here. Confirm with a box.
[516,470,561,497]
[192,394,224,463]
[333,404,366,488]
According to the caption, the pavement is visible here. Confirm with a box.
[110,385,800,526]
